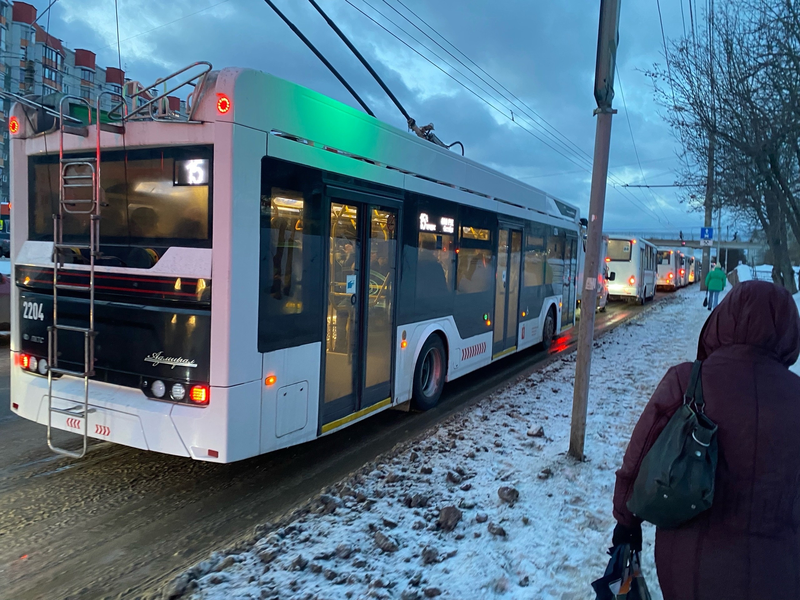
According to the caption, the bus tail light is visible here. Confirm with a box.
[217,93,231,114]
[20,354,31,370]
[189,385,210,405]
[628,276,636,286]
[668,272,674,279]
[9,116,19,135]
[680,269,685,276]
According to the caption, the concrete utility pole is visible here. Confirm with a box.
[569,0,620,461]
[700,136,715,287]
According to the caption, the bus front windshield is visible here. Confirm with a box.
[607,239,632,261]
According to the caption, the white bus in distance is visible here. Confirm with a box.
[687,255,696,284]
[8,65,583,463]
[576,234,609,313]
[605,237,657,304]
[656,249,680,290]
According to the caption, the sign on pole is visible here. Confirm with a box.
[700,239,713,247]
[700,227,714,240]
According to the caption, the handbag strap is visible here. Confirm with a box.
[683,360,705,412]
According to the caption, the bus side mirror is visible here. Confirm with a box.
[608,272,616,281]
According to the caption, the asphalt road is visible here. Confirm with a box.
[0,295,668,600]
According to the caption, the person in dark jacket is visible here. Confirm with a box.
[612,281,800,600]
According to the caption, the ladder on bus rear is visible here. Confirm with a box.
[46,96,101,459]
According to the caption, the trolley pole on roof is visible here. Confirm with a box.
[569,0,621,461]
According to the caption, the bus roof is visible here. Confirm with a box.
[222,68,581,226]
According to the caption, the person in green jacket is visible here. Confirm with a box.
[705,263,727,310]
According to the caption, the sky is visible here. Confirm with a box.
[37,0,715,235]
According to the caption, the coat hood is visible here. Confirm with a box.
[698,281,800,366]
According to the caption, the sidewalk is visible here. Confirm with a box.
[174,288,709,600]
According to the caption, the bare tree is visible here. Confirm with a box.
[648,0,800,292]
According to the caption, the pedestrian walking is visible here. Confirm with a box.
[704,263,726,310]
[611,281,800,600]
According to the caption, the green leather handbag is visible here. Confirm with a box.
[627,361,718,529]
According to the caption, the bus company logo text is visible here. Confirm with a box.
[144,351,198,369]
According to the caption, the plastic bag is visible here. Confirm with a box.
[592,544,653,600]
[703,294,708,307]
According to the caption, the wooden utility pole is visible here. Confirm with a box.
[569,0,620,461]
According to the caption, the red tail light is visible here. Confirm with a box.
[9,116,19,135]
[189,385,209,405]
[20,354,30,369]
[680,269,685,276]
[216,94,231,114]
[668,272,674,279]
[628,276,636,286]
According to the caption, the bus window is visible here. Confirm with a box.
[457,226,492,294]
[545,229,565,285]
[657,251,671,265]
[524,228,546,287]
[417,231,454,298]
[607,239,632,261]
[30,148,211,247]
[258,158,323,353]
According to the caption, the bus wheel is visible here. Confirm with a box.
[412,335,446,411]
[542,308,556,351]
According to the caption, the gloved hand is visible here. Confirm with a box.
[612,522,642,552]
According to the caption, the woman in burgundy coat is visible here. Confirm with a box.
[612,281,800,599]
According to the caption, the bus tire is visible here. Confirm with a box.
[542,307,556,351]
[411,334,446,411]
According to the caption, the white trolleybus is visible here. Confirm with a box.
[656,249,681,290]
[8,65,583,463]
[605,236,657,304]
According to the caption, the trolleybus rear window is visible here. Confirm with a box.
[657,251,672,264]
[29,147,212,252]
[607,239,632,261]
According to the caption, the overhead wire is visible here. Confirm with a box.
[349,2,596,177]
[378,0,665,220]
[615,67,671,223]
[33,0,60,25]
[97,0,232,51]
[655,0,678,108]
[378,0,592,169]
[342,0,601,176]
[263,0,375,116]
[390,0,595,165]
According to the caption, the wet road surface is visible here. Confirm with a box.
[0,295,667,599]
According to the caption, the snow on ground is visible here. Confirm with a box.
[174,289,710,600]
[734,264,752,282]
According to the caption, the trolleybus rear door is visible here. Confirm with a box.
[492,227,522,359]
[322,195,398,430]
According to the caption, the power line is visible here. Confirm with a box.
[97,0,232,52]
[343,0,597,174]
[378,0,593,170]
[655,0,678,106]
[33,0,60,25]
[378,0,664,218]
[344,0,666,222]
[616,66,671,223]
[390,0,595,165]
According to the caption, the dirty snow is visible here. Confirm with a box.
[177,289,709,600]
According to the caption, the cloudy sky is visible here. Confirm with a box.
[39,0,711,235]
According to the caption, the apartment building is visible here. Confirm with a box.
[0,0,133,217]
